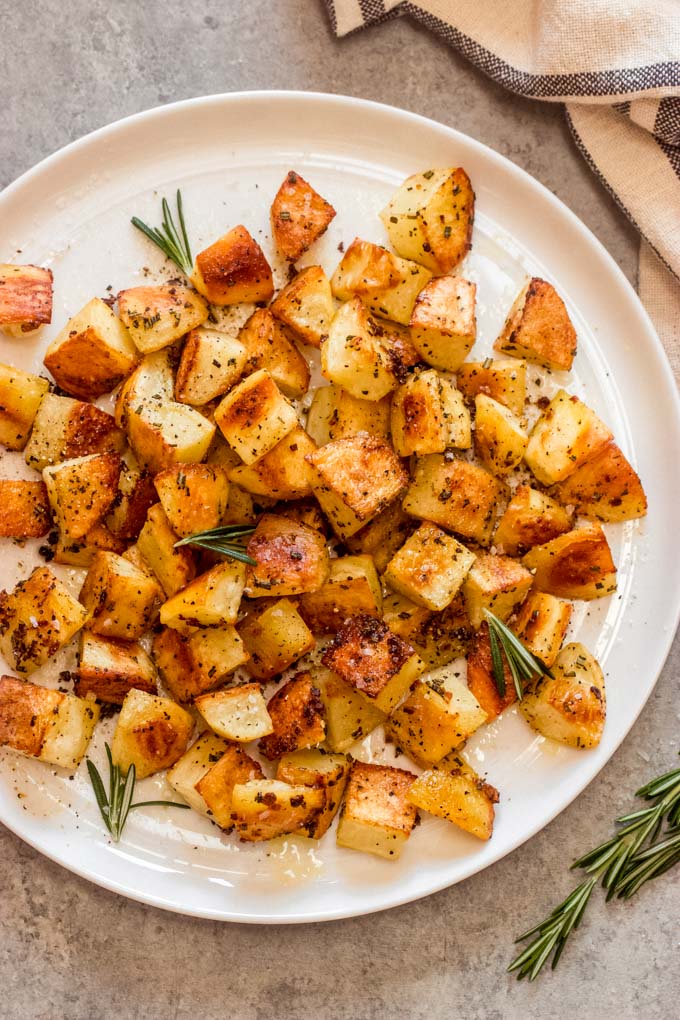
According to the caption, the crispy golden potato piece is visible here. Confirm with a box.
[463,552,533,628]
[0,363,50,452]
[307,384,391,447]
[440,378,473,449]
[118,283,208,353]
[245,513,330,597]
[474,394,527,476]
[0,567,88,675]
[154,464,230,538]
[0,675,98,769]
[105,461,157,542]
[346,499,416,573]
[331,238,432,325]
[195,683,273,742]
[554,440,647,522]
[160,561,246,631]
[228,426,317,500]
[232,779,325,842]
[512,591,572,669]
[314,666,386,751]
[493,484,572,556]
[466,622,516,722]
[174,328,247,405]
[495,278,577,371]
[403,455,505,546]
[80,549,162,640]
[152,625,248,703]
[276,750,350,839]
[259,672,326,760]
[137,503,196,598]
[191,225,273,305]
[380,167,474,273]
[270,265,335,348]
[384,591,473,670]
[214,369,299,465]
[522,523,617,600]
[456,358,527,415]
[321,297,401,401]
[44,297,138,399]
[520,642,605,749]
[25,393,124,470]
[166,730,234,818]
[238,597,315,681]
[322,614,424,714]
[409,276,476,371]
[384,522,476,612]
[525,389,612,485]
[271,170,336,262]
[408,755,498,840]
[391,369,445,457]
[337,761,418,860]
[238,308,310,398]
[53,522,126,568]
[194,741,264,830]
[111,688,194,778]
[43,452,121,544]
[299,554,382,634]
[307,432,409,540]
[0,480,51,538]
[76,632,157,703]
[0,264,53,335]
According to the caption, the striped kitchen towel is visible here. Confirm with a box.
[325,0,680,378]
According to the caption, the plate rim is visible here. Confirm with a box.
[1,89,679,924]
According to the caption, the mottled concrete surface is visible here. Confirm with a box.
[1,2,677,1018]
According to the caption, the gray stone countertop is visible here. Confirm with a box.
[1,2,677,1018]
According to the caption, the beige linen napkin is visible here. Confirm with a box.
[325,0,680,376]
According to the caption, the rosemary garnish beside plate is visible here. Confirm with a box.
[87,743,189,842]
[483,608,551,700]
[131,189,193,275]
[174,524,257,565]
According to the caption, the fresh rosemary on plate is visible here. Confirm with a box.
[483,608,551,700]
[87,743,189,842]
[174,523,257,565]
[509,757,680,980]
[131,189,193,275]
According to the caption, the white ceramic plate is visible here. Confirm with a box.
[1,91,679,923]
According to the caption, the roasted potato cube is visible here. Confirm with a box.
[554,440,647,523]
[520,642,605,749]
[276,499,328,534]
[314,667,385,752]
[79,550,162,639]
[111,688,194,778]
[271,171,336,262]
[386,672,487,766]
[166,730,234,817]
[0,480,51,538]
[474,394,527,476]
[525,389,612,485]
[154,464,230,538]
[440,378,472,449]
[403,455,504,546]
[380,168,474,273]
[118,283,208,353]
[331,238,432,326]
[466,622,516,721]
[390,369,446,456]
[521,523,617,600]
[228,426,317,500]
[53,522,126,568]
[306,384,391,447]
[409,276,476,371]
[298,554,382,634]
[105,461,157,542]
[463,552,533,628]
[238,308,310,399]
[346,499,415,573]
[137,503,196,598]
[244,513,330,597]
[457,358,527,415]
[276,750,350,839]
[152,625,248,703]
[43,452,121,544]
[191,225,273,305]
[495,278,577,371]
[385,522,476,612]
[408,755,498,840]
[337,761,418,860]
[0,363,49,451]
[375,318,422,373]
[512,591,572,669]
[0,567,88,674]
[270,265,335,348]
[231,779,325,842]
[175,328,247,405]
[387,592,473,670]
[321,297,400,401]
[493,484,572,556]
[24,393,124,470]
[195,683,273,742]
[308,433,409,540]
[43,297,138,399]
[194,742,264,830]
[0,675,98,768]
[76,632,157,703]
[160,561,246,631]
[0,264,53,335]
[321,614,424,714]
[259,672,326,760]
[238,597,316,680]
[214,369,299,465]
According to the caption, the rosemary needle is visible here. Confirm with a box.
[174,524,257,565]
[482,609,551,701]
[131,190,193,275]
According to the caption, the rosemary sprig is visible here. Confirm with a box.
[483,609,551,701]
[87,743,189,842]
[174,524,257,565]
[131,189,193,275]
[509,758,680,980]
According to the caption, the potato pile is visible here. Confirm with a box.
[0,166,646,859]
